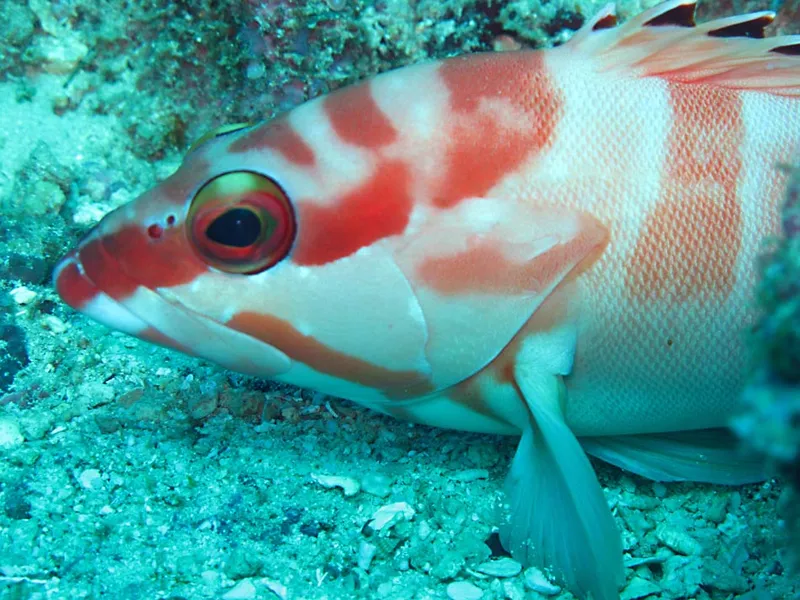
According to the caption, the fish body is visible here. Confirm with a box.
[54,2,800,598]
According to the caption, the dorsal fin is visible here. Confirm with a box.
[644,1,696,27]
[591,13,617,31]
[707,14,773,38]
[563,0,800,97]
[773,43,800,56]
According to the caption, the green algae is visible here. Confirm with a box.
[737,164,800,571]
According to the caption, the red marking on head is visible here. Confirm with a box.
[54,260,98,310]
[417,215,608,295]
[324,83,398,148]
[435,52,563,208]
[77,221,208,302]
[229,119,315,166]
[627,83,744,301]
[227,312,433,398]
[292,160,412,265]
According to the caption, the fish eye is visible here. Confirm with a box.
[187,171,296,274]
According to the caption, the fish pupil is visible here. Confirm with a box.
[206,207,262,247]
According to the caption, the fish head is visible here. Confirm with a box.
[54,68,605,407]
[54,119,434,404]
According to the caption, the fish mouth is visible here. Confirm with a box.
[53,230,292,377]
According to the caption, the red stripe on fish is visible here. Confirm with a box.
[434,53,563,208]
[79,227,207,300]
[627,83,744,301]
[325,84,398,148]
[227,312,432,396]
[417,214,608,295]
[292,160,412,265]
[230,119,316,166]
[54,260,98,309]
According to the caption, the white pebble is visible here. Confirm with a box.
[0,417,24,449]
[476,557,522,578]
[257,578,287,599]
[418,520,433,541]
[310,473,360,497]
[10,287,37,305]
[42,315,68,334]
[656,525,702,556]
[357,540,377,571]
[222,579,256,600]
[524,566,561,595]
[447,581,483,600]
[78,468,103,490]
[369,501,415,531]
[35,34,89,75]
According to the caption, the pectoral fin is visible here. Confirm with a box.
[581,429,767,485]
[501,334,624,600]
[391,201,608,394]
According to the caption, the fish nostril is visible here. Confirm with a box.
[147,224,164,239]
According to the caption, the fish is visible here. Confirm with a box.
[53,1,800,598]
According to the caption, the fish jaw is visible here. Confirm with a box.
[53,204,293,378]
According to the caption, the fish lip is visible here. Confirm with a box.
[53,249,152,336]
[53,234,293,377]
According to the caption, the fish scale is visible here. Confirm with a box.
[54,1,800,598]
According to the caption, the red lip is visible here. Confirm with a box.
[53,254,99,311]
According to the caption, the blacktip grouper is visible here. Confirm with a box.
[54,2,800,597]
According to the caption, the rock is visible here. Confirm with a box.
[368,501,415,531]
[621,576,661,600]
[361,472,392,497]
[417,520,433,541]
[187,393,218,420]
[42,315,67,334]
[0,416,24,449]
[357,540,377,571]
[701,559,748,594]
[706,494,729,524]
[78,468,103,490]
[224,548,263,580]
[656,525,702,555]
[257,578,287,599]
[523,566,560,595]
[10,286,37,305]
[502,580,526,600]
[310,473,360,497]
[31,34,89,75]
[446,581,483,600]
[222,579,256,600]
[4,483,32,519]
[475,557,522,578]
[431,550,464,581]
